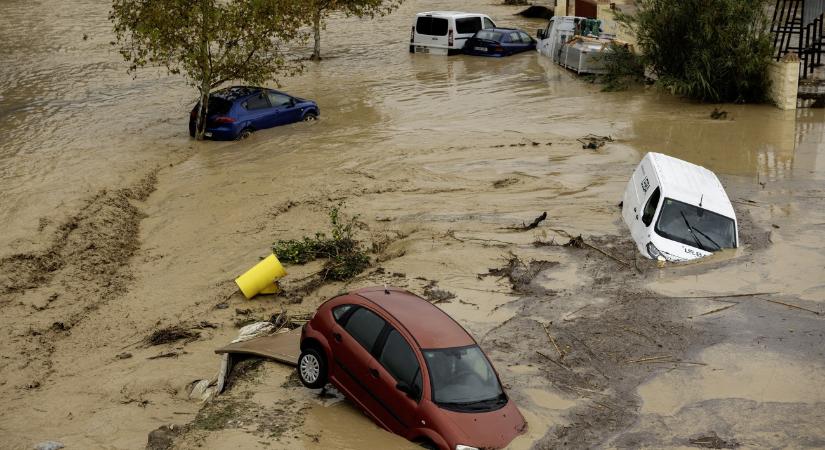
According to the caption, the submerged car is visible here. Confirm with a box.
[188,86,319,140]
[622,152,739,261]
[463,28,536,57]
[410,11,497,55]
[298,286,527,450]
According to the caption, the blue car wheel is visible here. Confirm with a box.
[302,111,318,121]
[237,128,253,140]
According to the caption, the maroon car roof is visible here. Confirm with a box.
[353,287,475,350]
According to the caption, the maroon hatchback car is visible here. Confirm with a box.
[298,286,527,450]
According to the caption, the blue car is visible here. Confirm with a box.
[189,86,319,140]
[463,28,537,57]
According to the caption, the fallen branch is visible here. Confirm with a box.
[542,323,565,359]
[761,298,821,316]
[646,292,778,300]
[522,212,547,230]
[536,351,572,372]
[694,303,739,317]
[625,355,672,364]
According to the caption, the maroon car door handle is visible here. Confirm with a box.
[333,332,342,342]
[369,368,380,378]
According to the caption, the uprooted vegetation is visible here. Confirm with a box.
[482,253,558,294]
[143,325,201,346]
[272,205,370,282]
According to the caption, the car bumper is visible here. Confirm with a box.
[188,124,239,141]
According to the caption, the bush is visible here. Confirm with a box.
[619,0,773,102]
[272,206,370,281]
[601,42,646,91]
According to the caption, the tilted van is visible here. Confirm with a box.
[622,153,739,261]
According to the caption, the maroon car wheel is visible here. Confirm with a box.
[298,347,327,389]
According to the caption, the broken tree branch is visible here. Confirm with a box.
[542,323,565,359]
[694,303,739,317]
[761,298,821,316]
[625,355,672,364]
[536,350,572,372]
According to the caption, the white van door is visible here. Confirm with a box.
[537,18,556,57]
[414,16,450,54]
[627,159,661,253]
[453,16,495,49]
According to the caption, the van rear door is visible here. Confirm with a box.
[414,16,449,53]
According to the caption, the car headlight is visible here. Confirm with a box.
[456,446,479,450]
[646,242,661,259]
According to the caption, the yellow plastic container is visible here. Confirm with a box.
[235,254,287,299]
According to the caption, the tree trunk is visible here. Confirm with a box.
[196,84,209,140]
[196,0,210,140]
[311,7,322,61]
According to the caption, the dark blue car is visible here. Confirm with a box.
[463,28,537,57]
[189,86,319,140]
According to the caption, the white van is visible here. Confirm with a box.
[410,11,497,55]
[622,153,739,262]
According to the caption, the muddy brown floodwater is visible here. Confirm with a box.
[1,0,825,449]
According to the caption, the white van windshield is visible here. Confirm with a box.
[655,198,736,251]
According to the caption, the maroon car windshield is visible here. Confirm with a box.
[423,345,506,412]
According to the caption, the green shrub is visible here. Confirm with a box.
[618,0,773,102]
[601,42,646,91]
[273,206,370,281]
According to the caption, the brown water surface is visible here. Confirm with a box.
[1,0,824,448]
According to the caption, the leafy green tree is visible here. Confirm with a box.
[110,0,310,140]
[618,0,773,102]
[307,0,403,61]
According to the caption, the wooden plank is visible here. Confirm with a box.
[215,327,301,366]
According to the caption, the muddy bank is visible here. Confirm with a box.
[0,170,158,392]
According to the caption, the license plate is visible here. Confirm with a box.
[474,47,487,52]
[204,132,213,137]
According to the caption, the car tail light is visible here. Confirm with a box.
[495,45,504,52]
[190,109,197,119]
[213,116,235,124]
[448,29,454,46]
[410,26,415,43]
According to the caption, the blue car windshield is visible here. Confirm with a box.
[655,198,736,251]
[423,345,505,412]
[475,31,502,41]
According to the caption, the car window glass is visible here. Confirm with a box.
[244,93,269,111]
[431,18,448,36]
[483,17,496,29]
[509,32,520,43]
[416,17,447,36]
[519,32,531,43]
[332,304,354,323]
[476,31,501,41]
[455,17,482,34]
[642,187,660,226]
[267,92,292,107]
[205,98,232,115]
[379,329,420,391]
[343,307,386,352]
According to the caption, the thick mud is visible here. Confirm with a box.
[1,0,825,449]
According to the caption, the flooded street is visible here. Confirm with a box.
[1,0,825,449]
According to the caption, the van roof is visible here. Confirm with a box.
[646,152,736,220]
[416,11,489,18]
